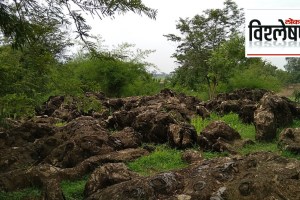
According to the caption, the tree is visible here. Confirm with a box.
[0,0,157,48]
[284,58,300,83]
[164,0,244,96]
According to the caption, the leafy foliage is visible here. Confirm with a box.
[0,0,157,48]
[63,43,161,97]
[165,0,244,95]
[228,63,283,92]
[284,57,300,83]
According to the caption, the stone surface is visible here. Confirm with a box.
[254,93,293,141]
[278,128,300,154]
[167,123,197,149]
[181,150,203,164]
[86,152,300,200]
[198,121,241,152]
[84,163,140,197]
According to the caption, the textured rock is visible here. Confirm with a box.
[278,128,300,154]
[198,121,241,152]
[254,109,276,141]
[167,123,197,149]
[84,163,139,197]
[254,93,293,141]
[108,127,142,150]
[181,150,202,164]
[86,152,300,200]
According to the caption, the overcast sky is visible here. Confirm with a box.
[89,0,300,73]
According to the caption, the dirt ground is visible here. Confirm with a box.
[277,83,300,97]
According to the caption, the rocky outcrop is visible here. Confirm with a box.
[198,121,241,152]
[84,163,140,197]
[86,152,300,200]
[278,128,300,154]
[167,123,197,149]
[2,88,300,199]
[254,93,293,141]
[203,89,269,123]
[181,150,203,164]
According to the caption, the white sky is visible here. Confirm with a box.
[88,0,300,73]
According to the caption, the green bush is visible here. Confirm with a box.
[67,56,160,97]
[228,64,282,92]
[0,94,36,122]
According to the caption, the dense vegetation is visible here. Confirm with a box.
[165,0,292,99]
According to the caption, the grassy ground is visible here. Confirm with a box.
[61,176,88,200]
[191,112,300,159]
[0,176,89,200]
[127,144,188,176]
[191,112,256,140]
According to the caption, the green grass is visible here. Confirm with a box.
[289,119,300,128]
[127,145,188,176]
[61,176,89,200]
[191,112,300,159]
[191,112,256,140]
[238,142,278,155]
[0,187,41,200]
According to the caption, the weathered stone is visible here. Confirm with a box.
[254,109,276,141]
[108,127,142,149]
[196,105,210,119]
[181,150,202,164]
[85,152,300,200]
[86,172,184,200]
[217,100,241,114]
[84,163,139,197]
[198,121,241,152]
[168,124,197,149]
[278,128,300,154]
[238,104,257,124]
[254,93,293,141]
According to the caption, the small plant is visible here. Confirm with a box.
[127,145,188,176]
